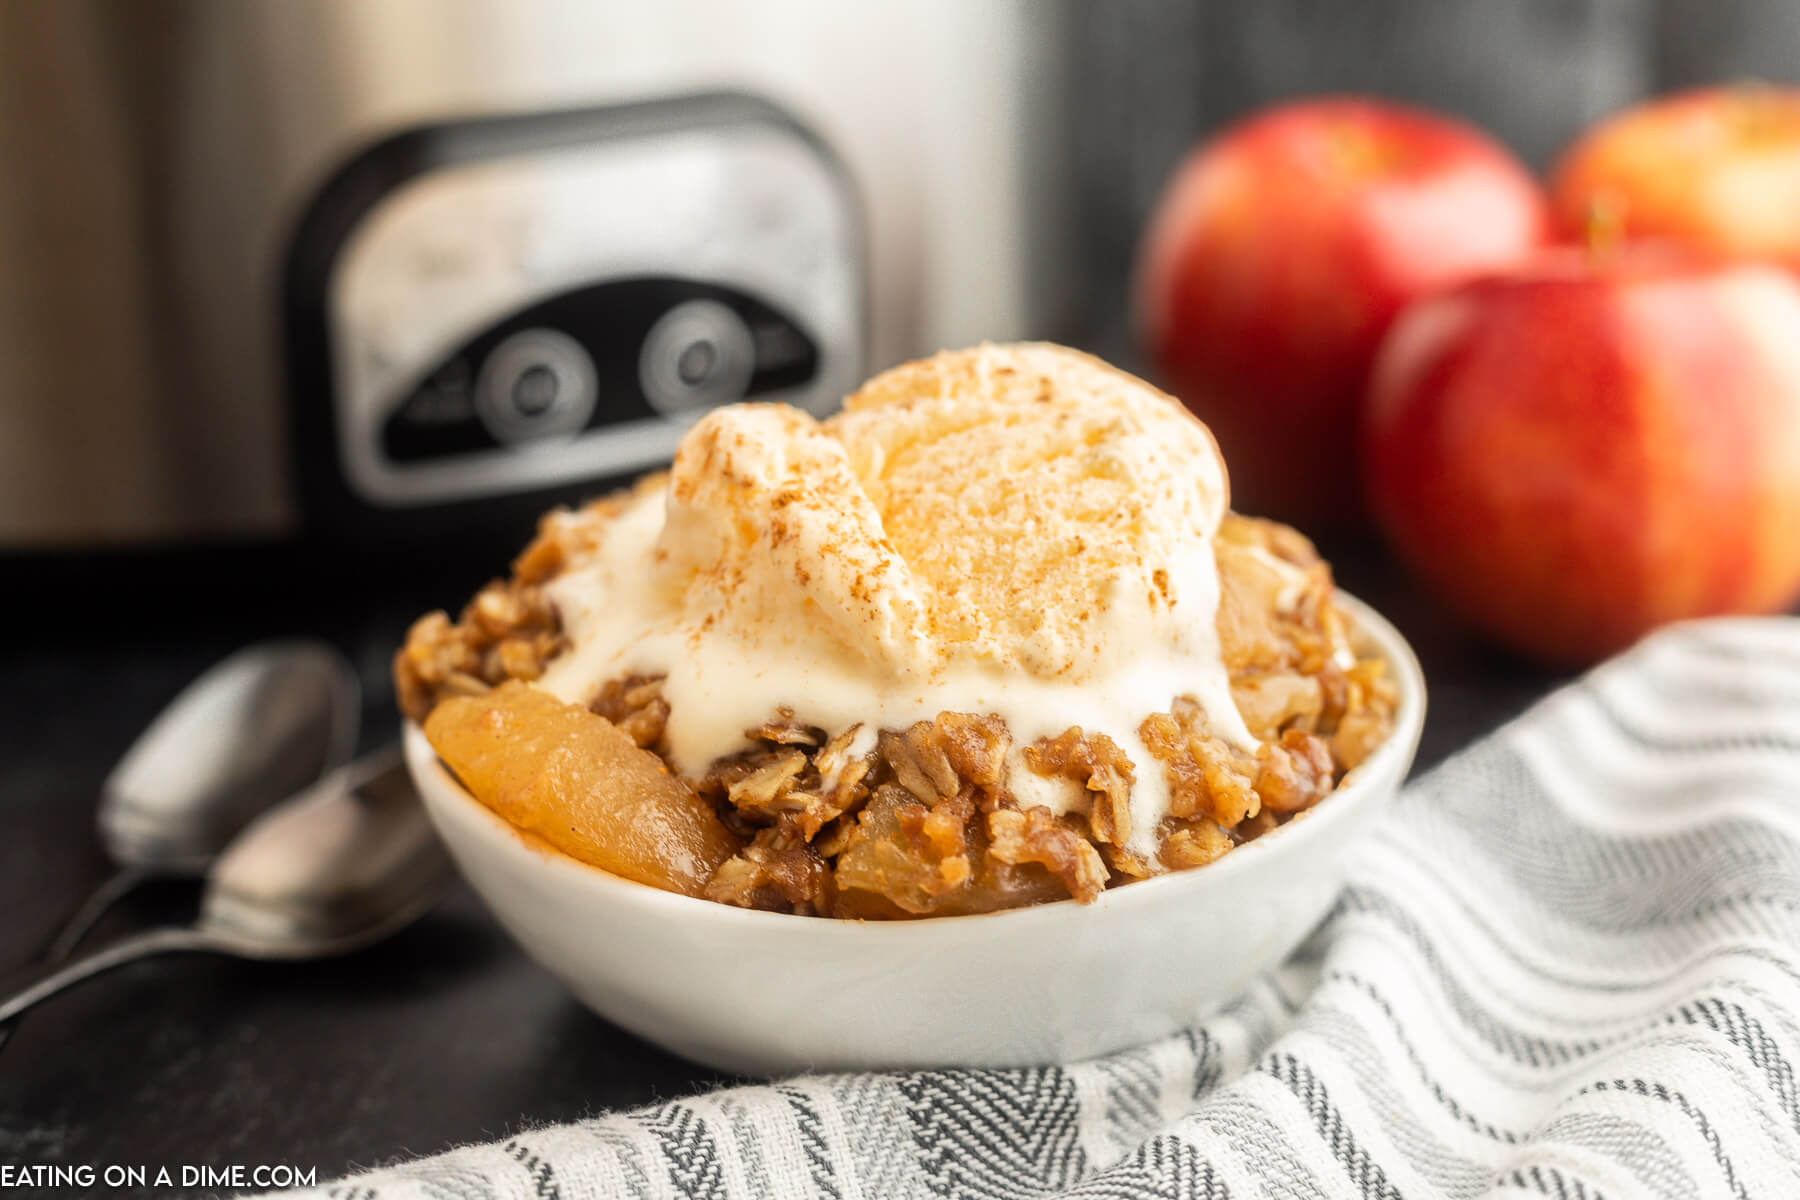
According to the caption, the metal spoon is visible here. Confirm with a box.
[44,641,361,961]
[0,749,453,1024]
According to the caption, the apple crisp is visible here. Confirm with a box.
[399,492,1397,918]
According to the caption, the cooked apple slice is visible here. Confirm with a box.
[424,680,739,896]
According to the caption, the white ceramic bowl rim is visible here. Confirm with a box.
[406,590,1425,939]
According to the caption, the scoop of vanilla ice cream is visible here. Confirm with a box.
[536,343,1253,856]
[830,343,1232,676]
[658,402,935,677]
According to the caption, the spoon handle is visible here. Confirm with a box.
[40,866,155,963]
[0,926,223,1025]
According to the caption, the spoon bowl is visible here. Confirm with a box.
[199,750,454,956]
[101,641,361,874]
[410,591,1425,1075]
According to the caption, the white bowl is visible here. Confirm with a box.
[406,593,1424,1075]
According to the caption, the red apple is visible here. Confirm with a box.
[1364,246,1800,665]
[1137,96,1548,526]
[1551,86,1800,268]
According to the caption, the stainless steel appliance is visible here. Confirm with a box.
[285,95,863,542]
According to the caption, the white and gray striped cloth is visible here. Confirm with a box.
[293,617,1800,1200]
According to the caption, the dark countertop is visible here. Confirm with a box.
[0,537,1560,1193]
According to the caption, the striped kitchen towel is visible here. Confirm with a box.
[284,617,1800,1199]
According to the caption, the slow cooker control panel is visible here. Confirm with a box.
[379,279,819,465]
[288,95,864,522]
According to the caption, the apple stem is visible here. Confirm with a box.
[1585,194,1624,257]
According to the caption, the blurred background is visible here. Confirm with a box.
[5,0,1799,701]
[6,0,1794,544]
